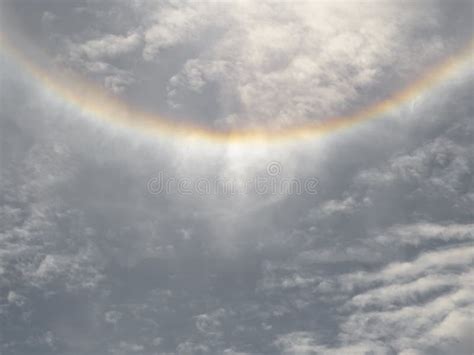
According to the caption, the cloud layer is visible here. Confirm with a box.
[0,1,473,354]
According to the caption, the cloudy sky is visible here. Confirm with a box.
[0,1,473,354]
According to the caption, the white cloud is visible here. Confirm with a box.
[142,3,218,61]
[376,222,474,246]
[157,1,444,128]
[0,1,472,354]
[71,32,142,61]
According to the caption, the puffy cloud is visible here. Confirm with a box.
[158,1,447,128]
[74,32,142,62]
[25,0,459,127]
[0,0,473,354]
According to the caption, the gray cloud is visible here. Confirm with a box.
[1,1,473,354]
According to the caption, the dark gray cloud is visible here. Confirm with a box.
[1,1,473,354]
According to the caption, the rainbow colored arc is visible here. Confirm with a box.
[1,33,473,144]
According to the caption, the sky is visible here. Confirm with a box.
[0,1,473,354]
